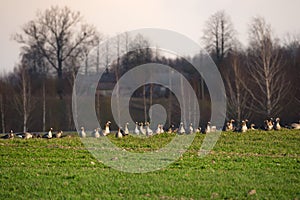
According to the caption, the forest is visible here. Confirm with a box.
[0,6,299,133]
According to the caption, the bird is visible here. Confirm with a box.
[179,122,185,134]
[139,122,146,135]
[189,123,194,134]
[274,118,281,130]
[103,121,111,136]
[195,127,201,133]
[225,119,235,131]
[1,130,14,139]
[116,127,123,138]
[156,124,161,134]
[265,119,273,131]
[93,128,100,138]
[167,125,174,134]
[145,122,153,136]
[291,120,300,129]
[79,127,86,138]
[159,124,164,134]
[124,123,129,135]
[134,122,140,135]
[43,128,53,139]
[53,130,63,138]
[204,122,211,134]
[241,120,248,133]
[250,124,256,130]
[24,132,33,139]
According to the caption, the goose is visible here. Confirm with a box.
[145,122,153,136]
[204,122,211,134]
[241,120,248,133]
[134,122,140,135]
[1,130,14,139]
[155,124,161,134]
[94,128,100,138]
[195,127,201,133]
[54,130,63,138]
[139,122,146,135]
[178,122,185,134]
[265,119,273,131]
[250,124,256,130]
[124,123,129,135]
[291,120,300,129]
[167,125,174,134]
[24,132,33,139]
[159,124,164,134]
[189,123,194,134]
[80,127,86,138]
[116,127,123,138]
[43,128,53,139]
[274,118,281,130]
[103,121,111,136]
[225,119,235,131]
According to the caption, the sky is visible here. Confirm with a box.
[1,0,300,73]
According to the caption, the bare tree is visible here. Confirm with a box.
[202,10,236,62]
[13,63,34,132]
[14,6,98,99]
[224,51,251,121]
[0,77,5,133]
[129,34,152,122]
[245,17,289,118]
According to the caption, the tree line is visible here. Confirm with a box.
[0,7,299,133]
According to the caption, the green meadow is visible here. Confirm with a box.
[0,130,299,199]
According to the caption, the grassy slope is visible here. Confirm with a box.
[0,130,299,199]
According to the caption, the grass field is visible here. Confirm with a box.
[0,130,299,199]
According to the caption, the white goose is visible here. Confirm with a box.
[24,132,33,139]
[205,122,211,134]
[145,122,153,136]
[116,127,123,138]
[189,123,194,134]
[80,127,86,138]
[241,120,248,133]
[291,120,300,129]
[124,123,129,135]
[134,122,140,135]
[274,118,281,130]
[139,123,146,135]
[156,124,161,134]
[103,121,111,136]
[94,128,100,138]
[179,122,185,134]
[54,130,63,138]
[159,124,164,134]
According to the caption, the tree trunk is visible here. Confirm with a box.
[42,81,46,132]
[143,85,147,123]
[180,74,186,126]
[22,70,27,133]
[266,78,272,117]
[168,70,172,126]
[236,80,241,122]
[0,94,5,133]
[57,64,63,100]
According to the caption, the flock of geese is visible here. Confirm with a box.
[0,128,63,139]
[1,118,300,140]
